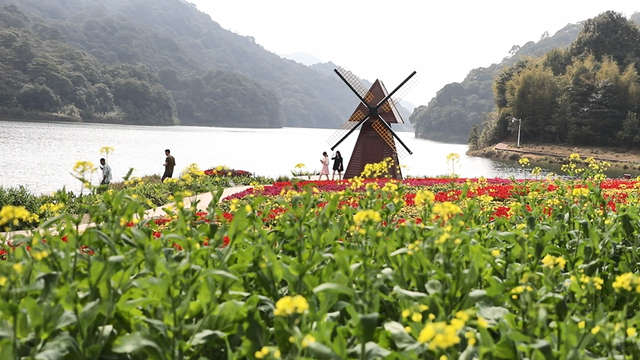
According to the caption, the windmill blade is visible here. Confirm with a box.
[373,116,413,156]
[380,74,420,114]
[371,119,410,159]
[375,71,419,110]
[335,67,370,100]
[327,114,370,150]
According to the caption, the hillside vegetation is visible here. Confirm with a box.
[0,4,178,124]
[412,12,640,144]
[476,11,640,150]
[0,0,369,128]
[410,22,584,143]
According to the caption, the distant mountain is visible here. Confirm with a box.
[410,21,587,143]
[280,52,324,66]
[0,0,366,129]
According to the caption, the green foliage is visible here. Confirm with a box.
[3,176,640,358]
[0,5,178,125]
[480,11,640,149]
[411,22,583,143]
[0,0,365,129]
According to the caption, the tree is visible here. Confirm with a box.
[468,124,479,150]
[570,11,640,69]
[16,84,60,112]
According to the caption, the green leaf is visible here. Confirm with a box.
[425,280,442,295]
[530,339,553,359]
[113,332,164,359]
[384,321,416,349]
[201,269,239,282]
[306,341,342,360]
[54,311,77,330]
[313,283,354,297]
[360,313,378,343]
[393,286,427,299]
[348,342,391,360]
[35,349,67,360]
[189,329,226,346]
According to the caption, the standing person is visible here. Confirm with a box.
[331,151,344,180]
[162,149,176,181]
[100,158,112,185]
[319,151,330,180]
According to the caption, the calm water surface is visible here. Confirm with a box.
[0,120,585,194]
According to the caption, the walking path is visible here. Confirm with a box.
[493,142,633,163]
[1,185,253,241]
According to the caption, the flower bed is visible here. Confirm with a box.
[1,173,640,358]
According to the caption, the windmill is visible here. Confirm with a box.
[327,67,418,179]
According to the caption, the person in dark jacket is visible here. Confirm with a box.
[162,149,176,181]
[331,151,344,180]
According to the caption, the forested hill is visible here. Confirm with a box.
[0,0,365,128]
[410,21,585,143]
[476,11,640,150]
[0,5,178,125]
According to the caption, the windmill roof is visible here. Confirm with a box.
[348,80,404,124]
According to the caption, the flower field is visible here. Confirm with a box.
[3,156,640,358]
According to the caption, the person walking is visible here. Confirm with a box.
[319,151,330,180]
[99,158,112,185]
[162,149,176,181]
[331,151,344,180]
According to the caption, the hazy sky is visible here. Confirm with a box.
[191,1,637,106]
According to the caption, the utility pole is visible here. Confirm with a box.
[512,118,522,147]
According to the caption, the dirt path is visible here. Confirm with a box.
[491,142,640,164]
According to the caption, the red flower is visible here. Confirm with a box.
[80,245,94,256]
[61,235,68,243]
[220,236,230,249]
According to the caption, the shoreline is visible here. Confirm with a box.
[468,142,640,171]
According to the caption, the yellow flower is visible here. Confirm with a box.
[419,304,429,311]
[417,321,461,350]
[591,326,601,335]
[518,158,530,167]
[32,251,49,261]
[404,326,412,333]
[0,205,38,226]
[274,349,281,359]
[455,311,470,322]
[572,187,589,197]
[627,327,637,337]
[301,334,316,348]
[412,313,423,322]
[431,202,462,220]
[353,209,382,225]
[541,254,566,270]
[274,295,309,316]
[402,309,411,318]
[477,316,489,328]
[491,249,500,257]
[415,189,436,206]
[578,321,585,329]
[0,277,7,286]
[12,263,23,274]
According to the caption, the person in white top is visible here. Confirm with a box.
[100,158,112,185]
[319,151,330,180]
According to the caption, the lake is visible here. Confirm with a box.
[0,120,558,194]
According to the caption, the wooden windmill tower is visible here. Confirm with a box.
[327,67,418,179]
